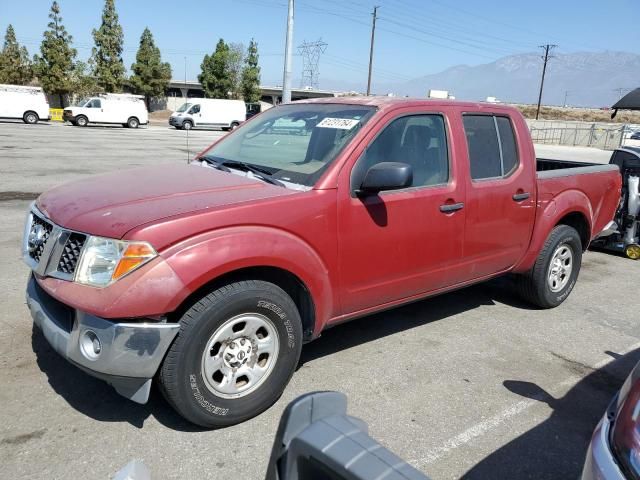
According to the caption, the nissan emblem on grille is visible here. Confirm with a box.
[28,224,46,253]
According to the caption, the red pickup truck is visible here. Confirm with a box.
[23,98,621,427]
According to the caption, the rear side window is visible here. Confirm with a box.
[463,115,519,180]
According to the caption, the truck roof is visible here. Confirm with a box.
[293,95,519,113]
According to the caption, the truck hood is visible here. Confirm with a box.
[37,164,294,239]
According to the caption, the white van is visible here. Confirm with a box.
[0,84,50,124]
[63,93,149,128]
[169,99,246,130]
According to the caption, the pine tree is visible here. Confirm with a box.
[130,28,172,109]
[0,25,33,85]
[199,39,234,99]
[241,39,261,103]
[33,1,77,107]
[91,0,125,92]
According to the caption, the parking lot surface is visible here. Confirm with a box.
[1,121,639,479]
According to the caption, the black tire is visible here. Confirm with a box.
[127,117,139,129]
[75,115,88,127]
[515,225,582,308]
[159,280,303,428]
[23,111,38,124]
[182,120,193,130]
[230,121,240,130]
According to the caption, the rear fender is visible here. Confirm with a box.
[162,226,333,335]
[513,189,593,273]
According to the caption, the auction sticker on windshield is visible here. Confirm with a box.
[316,117,360,129]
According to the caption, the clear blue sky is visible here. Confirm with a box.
[1,0,636,91]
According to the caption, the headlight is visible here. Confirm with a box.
[74,236,157,287]
[612,364,640,480]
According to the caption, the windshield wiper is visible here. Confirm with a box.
[200,156,285,187]
[199,156,231,172]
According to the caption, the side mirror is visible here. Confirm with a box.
[358,162,413,195]
[265,391,429,480]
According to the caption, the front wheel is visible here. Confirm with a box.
[182,120,193,131]
[159,280,303,428]
[75,115,88,127]
[23,111,39,124]
[515,225,582,308]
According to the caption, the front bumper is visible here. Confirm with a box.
[581,402,626,480]
[168,116,184,127]
[26,275,180,403]
[62,111,75,122]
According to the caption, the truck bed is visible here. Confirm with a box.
[536,158,618,179]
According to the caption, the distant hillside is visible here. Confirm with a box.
[323,51,640,108]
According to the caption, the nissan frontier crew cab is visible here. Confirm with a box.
[23,98,621,427]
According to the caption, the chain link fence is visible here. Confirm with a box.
[527,120,637,150]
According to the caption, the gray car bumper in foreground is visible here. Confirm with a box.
[581,407,626,480]
[26,275,179,404]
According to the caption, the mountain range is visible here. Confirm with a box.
[321,51,640,108]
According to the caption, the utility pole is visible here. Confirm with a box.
[282,0,295,104]
[563,90,569,107]
[535,44,557,120]
[366,6,379,96]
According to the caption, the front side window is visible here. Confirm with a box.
[189,104,201,114]
[86,99,101,108]
[352,114,449,190]
[463,114,519,180]
[201,103,376,187]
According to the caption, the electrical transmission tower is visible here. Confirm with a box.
[298,39,327,89]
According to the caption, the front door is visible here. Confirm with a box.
[86,98,105,123]
[337,112,466,315]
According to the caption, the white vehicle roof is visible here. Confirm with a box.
[0,84,44,94]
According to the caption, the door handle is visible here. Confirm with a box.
[512,192,530,202]
[439,202,464,213]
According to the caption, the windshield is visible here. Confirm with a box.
[74,97,89,107]
[176,102,192,113]
[201,103,376,187]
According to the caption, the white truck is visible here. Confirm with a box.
[63,93,148,128]
[0,84,50,124]
[169,98,246,131]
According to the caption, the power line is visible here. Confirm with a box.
[536,44,557,120]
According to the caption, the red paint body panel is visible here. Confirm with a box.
[32,98,621,335]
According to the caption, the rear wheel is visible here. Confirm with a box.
[23,111,38,124]
[75,115,88,127]
[159,280,303,428]
[127,117,140,128]
[516,225,582,308]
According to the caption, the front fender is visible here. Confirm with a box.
[161,226,334,334]
[514,189,593,273]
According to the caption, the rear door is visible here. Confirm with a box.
[337,109,466,314]
[461,113,536,278]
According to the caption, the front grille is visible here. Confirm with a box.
[28,215,53,262]
[23,209,88,281]
[57,233,87,275]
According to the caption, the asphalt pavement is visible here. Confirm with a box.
[1,121,638,479]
